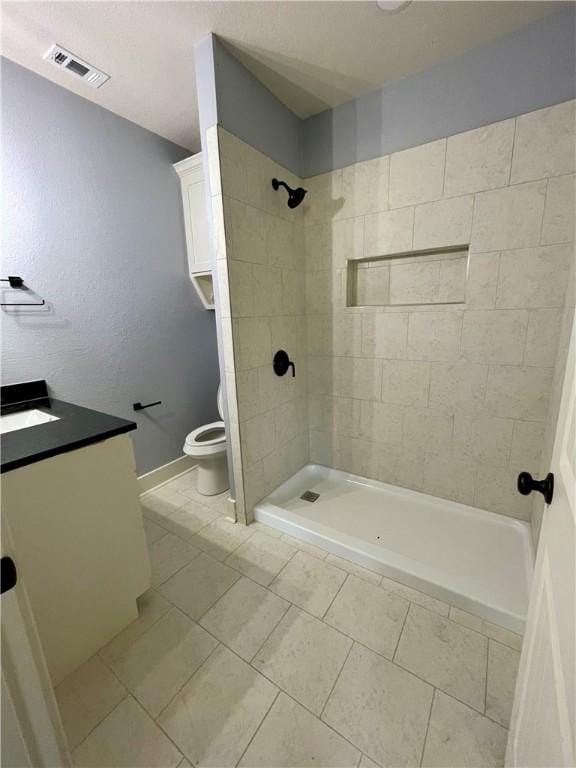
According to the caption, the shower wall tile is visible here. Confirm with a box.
[403,408,454,455]
[341,156,390,218]
[364,207,414,257]
[485,365,553,422]
[465,252,499,309]
[541,174,576,245]
[509,421,545,475]
[302,170,342,226]
[421,450,478,506]
[461,310,529,365]
[475,464,532,520]
[380,360,430,407]
[413,195,474,250]
[428,363,489,415]
[496,245,573,309]
[524,309,563,367]
[362,314,408,359]
[359,401,403,446]
[452,413,514,467]
[332,357,382,401]
[444,119,515,197]
[389,139,446,208]
[511,100,576,184]
[471,181,547,252]
[406,311,463,362]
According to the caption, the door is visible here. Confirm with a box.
[1,519,71,767]
[506,315,575,767]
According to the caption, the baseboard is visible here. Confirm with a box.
[138,455,197,494]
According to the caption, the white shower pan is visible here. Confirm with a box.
[255,464,533,634]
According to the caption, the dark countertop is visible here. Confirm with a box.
[1,387,137,474]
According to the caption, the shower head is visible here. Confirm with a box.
[272,178,307,209]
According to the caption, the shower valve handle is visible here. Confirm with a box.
[517,471,554,505]
[273,350,295,377]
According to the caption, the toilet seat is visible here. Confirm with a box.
[184,420,226,457]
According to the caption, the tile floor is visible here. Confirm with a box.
[55,469,522,768]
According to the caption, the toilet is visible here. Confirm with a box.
[183,385,229,496]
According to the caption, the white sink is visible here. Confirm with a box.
[0,409,60,435]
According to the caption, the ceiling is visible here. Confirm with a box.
[1,1,565,152]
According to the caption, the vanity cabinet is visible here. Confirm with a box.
[1,435,150,685]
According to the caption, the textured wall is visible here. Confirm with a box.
[212,128,308,521]
[1,59,220,474]
[302,7,576,176]
[304,100,575,521]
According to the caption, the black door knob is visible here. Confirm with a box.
[517,471,554,505]
[1,556,17,595]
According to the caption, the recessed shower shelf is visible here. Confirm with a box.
[346,244,469,308]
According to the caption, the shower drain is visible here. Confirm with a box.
[300,490,320,503]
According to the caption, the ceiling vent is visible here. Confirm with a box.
[43,44,110,88]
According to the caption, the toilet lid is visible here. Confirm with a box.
[217,384,223,419]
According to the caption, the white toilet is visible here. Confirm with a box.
[183,385,229,496]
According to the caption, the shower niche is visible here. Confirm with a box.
[346,244,469,307]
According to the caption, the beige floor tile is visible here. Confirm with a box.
[270,551,346,617]
[253,605,352,715]
[190,517,255,561]
[148,533,199,587]
[324,575,409,658]
[325,554,382,585]
[143,518,168,545]
[280,533,329,560]
[248,521,284,538]
[159,500,221,540]
[73,696,182,767]
[159,552,240,620]
[141,490,189,521]
[200,577,289,661]
[99,590,172,666]
[379,576,450,617]
[238,692,360,767]
[360,756,381,768]
[422,690,507,767]
[486,640,520,727]
[55,655,126,751]
[177,760,192,768]
[225,532,297,586]
[158,645,277,767]
[449,606,523,650]
[395,604,488,711]
[322,643,433,767]
[105,608,217,717]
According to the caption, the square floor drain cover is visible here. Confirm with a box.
[300,490,320,502]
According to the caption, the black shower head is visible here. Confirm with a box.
[272,178,307,209]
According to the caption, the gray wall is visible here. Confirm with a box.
[201,10,576,180]
[1,58,220,475]
[302,7,576,176]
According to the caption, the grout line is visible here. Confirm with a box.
[318,640,355,721]
[419,687,436,767]
[484,638,491,715]
[392,601,411,662]
[320,572,349,621]
[234,688,281,766]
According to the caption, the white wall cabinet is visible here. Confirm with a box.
[174,153,214,309]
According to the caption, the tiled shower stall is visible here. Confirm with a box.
[208,100,575,541]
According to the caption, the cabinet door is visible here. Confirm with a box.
[185,176,211,272]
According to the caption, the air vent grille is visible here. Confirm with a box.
[43,44,109,88]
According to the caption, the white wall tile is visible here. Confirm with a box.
[389,139,446,208]
[228,260,254,317]
[380,360,430,406]
[496,245,572,309]
[243,411,276,467]
[331,397,362,438]
[461,310,529,365]
[359,401,403,445]
[465,252,499,309]
[331,315,363,357]
[228,199,268,264]
[453,413,514,467]
[428,362,489,415]
[235,318,271,370]
[413,196,474,249]
[509,421,545,474]
[524,308,563,367]
[475,464,532,520]
[511,100,576,184]
[355,264,390,306]
[303,170,343,225]
[541,174,576,245]
[403,408,453,454]
[421,449,477,505]
[333,357,382,400]
[444,119,515,196]
[362,313,408,358]
[364,207,414,256]
[341,156,389,217]
[485,365,553,421]
[407,311,463,362]
[471,181,547,252]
